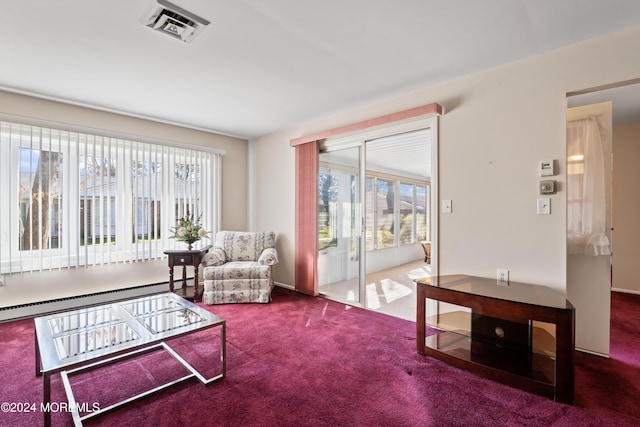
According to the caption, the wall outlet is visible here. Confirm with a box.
[497,269,509,285]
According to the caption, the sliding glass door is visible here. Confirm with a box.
[317,145,364,304]
[317,121,437,318]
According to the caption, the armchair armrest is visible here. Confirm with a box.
[202,248,226,267]
[258,247,279,266]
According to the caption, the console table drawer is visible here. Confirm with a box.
[173,255,193,266]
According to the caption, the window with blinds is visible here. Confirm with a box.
[0,120,222,274]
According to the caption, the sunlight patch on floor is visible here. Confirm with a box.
[366,283,381,309]
[318,260,430,321]
[407,264,431,280]
[379,279,413,303]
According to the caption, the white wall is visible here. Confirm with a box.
[613,122,640,294]
[255,24,640,301]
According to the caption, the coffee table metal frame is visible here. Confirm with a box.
[35,292,226,426]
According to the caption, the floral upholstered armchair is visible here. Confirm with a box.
[201,231,278,304]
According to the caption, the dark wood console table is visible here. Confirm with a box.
[164,245,211,303]
[416,275,575,404]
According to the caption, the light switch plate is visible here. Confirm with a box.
[442,199,452,214]
[537,198,551,215]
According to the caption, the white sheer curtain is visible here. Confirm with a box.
[566,117,610,256]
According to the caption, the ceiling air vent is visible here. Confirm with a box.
[140,0,210,43]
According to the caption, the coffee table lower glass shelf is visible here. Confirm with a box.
[35,292,226,426]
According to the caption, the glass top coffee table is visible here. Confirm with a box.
[35,292,225,426]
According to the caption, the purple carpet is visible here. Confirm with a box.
[1,288,639,426]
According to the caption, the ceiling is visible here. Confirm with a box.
[2,0,640,139]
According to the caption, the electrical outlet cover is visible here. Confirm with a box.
[497,269,509,285]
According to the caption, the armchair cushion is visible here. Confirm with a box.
[215,231,276,262]
[203,261,270,281]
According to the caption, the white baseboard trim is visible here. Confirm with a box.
[274,282,295,291]
[575,347,610,358]
[611,287,640,296]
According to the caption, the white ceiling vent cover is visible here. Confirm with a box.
[140,0,210,43]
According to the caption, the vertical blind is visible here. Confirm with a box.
[0,120,222,274]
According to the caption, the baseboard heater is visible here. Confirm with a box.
[0,282,169,322]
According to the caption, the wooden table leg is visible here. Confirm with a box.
[193,264,200,303]
[168,266,174,293]
[416,283,426,355]
[555,309,575,404]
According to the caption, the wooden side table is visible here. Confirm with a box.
[164,245,212,302]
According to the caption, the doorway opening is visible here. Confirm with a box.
[566,79,640,357]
